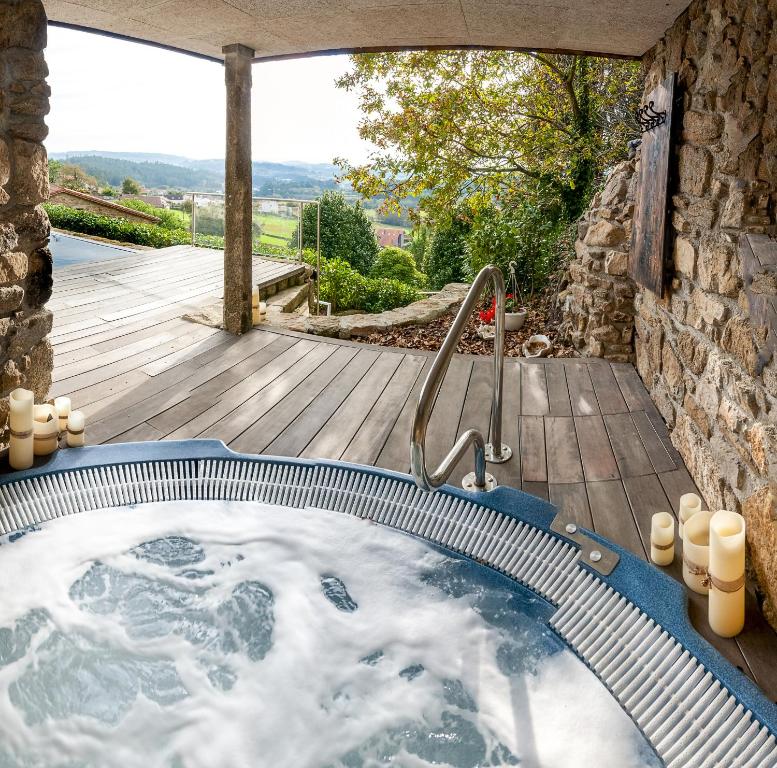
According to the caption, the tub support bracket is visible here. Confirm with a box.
[550,516,619,576]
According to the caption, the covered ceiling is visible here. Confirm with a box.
[43,0,691,62]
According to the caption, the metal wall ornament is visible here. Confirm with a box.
[636,100,668,132]
[629,73,676,297]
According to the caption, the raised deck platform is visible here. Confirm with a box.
[47,253,777,701]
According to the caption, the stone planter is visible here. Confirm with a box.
[505,309,527,331]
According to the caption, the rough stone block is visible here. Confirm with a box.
[682,110,724,143]
[742,486,777,629]
[583,220,625,248]
[0,285,24,314]
[0,251,27,284]
[604,250,628,276]
[692,289,728,327]
[721,315,760,377]
[673,237,695,277]
[0,1,46,49]
[10,139,48,205]
[678,144,713,197]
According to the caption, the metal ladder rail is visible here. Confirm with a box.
[410,265,512,492]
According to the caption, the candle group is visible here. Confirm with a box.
[7,390,85,470]
[682,510,712,595]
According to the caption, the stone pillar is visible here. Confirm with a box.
[222,43,254,335]
[0,0,53,443]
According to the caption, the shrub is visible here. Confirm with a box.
[318,257,420,313]
[424,215,470,290]
[370,246,426,287]
[44,204,189,249]
[362,277,420,313]
[318,258,366,313]
[120,198,184,231]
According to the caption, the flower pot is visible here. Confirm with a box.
[505,309,527,331]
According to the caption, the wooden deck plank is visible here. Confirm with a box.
[230,345,359,455]
[603,412,655,478]
[631,411,677,473]
[575,415,619,482]
[586,480,645,558]
[265,349,379,457]
[340,354,426,466]
[520,363,549,415]
[549,482,593,529]
[545,417,584,484]
[520,415,546,482]
[544,363,572,416]
[564,361,599,416]
[588,362,628,414]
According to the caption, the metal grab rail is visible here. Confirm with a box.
[410,265,512,492]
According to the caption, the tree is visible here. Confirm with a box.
[293,190,378,274]
[424,215,470,290]
[122,177,142,195]
[335,51,641,222]
[49,161,98,192]
[371,246,426,287]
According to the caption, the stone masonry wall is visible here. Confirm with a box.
[558,159,638,362]
[0,0,53,437]
[637,0,777,626]
[562,0,777,627]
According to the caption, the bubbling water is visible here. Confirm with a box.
[0,501,661,768]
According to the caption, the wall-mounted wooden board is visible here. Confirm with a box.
[629,74,675,297]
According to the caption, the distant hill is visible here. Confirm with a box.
[50,151,341,196]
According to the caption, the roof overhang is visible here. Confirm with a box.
[43,0,691,62]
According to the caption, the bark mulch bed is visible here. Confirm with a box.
[355,290,577,358]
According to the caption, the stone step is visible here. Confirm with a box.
[265,281,310,313]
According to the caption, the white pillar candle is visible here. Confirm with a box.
[650,512,675,566]
[66,410,85,447]
[682,510,712,595]
[252,289,260,309]
[678,492,702,538]
[259,301,267,316]
[54,396,71,433]
[708,510,746,638]
[33,404,59,457]
[9,388,34,470]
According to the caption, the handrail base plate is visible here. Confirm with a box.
[462,471,498,492]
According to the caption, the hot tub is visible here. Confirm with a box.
[0,441,774,767]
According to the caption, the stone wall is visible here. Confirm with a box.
[561,0,777,627]
[558,159,638,362]
[0,0,53,433]
[637,0,777,625]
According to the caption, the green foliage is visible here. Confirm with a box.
[408,223,431,270]
[49,161,98,192]
[362,278,420,313]
[120,198,184,231]
[336,51,641,223]
[44,204,189,249]
[122,177,142,195]
[424,216,471,290]
[100,187,115,197]
[318,257,420,313]
[293,190,378,274]
[370,247,426,287]
[466,198,563,297]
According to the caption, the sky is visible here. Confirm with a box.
[45,26,370,164]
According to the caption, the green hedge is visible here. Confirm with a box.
[319,258,420,314]
[44,204,190,249]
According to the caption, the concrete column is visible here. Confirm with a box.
[222,44,254,335]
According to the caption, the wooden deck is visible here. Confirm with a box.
[48,246,777,701]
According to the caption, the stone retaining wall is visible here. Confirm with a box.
[0,0,52,438]
[558,159,638,362]
[561,0,777,627]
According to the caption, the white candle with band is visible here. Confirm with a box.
[678,493,702,538]
[9,388,34,470]
[33,404,59,456]
[682,510,712,595]
[650,512,675,566]
[66,410,85,447]
[708,510,746,638]
[54,396,71,433]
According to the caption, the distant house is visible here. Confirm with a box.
[375,227,406,249]
[120,194,170,209]
[49,186,162,225]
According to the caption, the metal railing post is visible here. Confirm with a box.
[410,265,513,493]
[190,193,197,246]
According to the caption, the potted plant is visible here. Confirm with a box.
[504,261,527,331]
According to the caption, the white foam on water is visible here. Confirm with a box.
[0,501,661,768]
